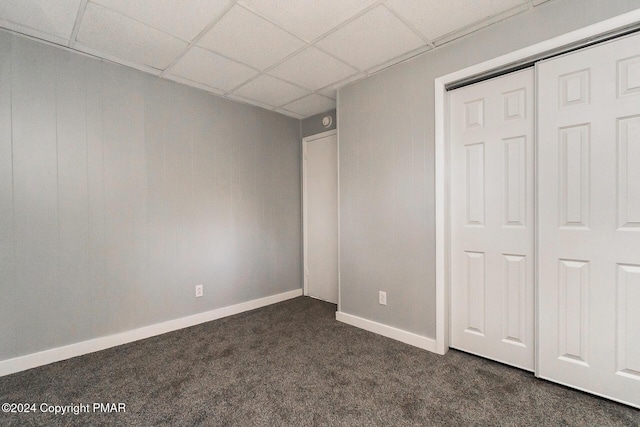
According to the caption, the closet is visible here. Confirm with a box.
[449,31,640,407]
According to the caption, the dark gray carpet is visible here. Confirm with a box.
[1,296,638,426]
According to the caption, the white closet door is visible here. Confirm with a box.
[537,32,640,408]
[450,69,535,371]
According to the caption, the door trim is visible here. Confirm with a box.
[433,9,640,356]
[302,129,338,302]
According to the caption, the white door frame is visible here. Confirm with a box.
[433,9,640,356]
[302,129,338,303]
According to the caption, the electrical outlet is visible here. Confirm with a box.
[195,284,203,298]
[379,291,387,305]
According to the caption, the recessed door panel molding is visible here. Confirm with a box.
[558,124,590,229]
[503,88,526,121]
[450,68,535,371]
[503,254,526,346]
[617,264,640,380]
[464,99,484,129]
[617,115,640,229]
[557,259,590,366]
[504,136,527,227]
[538,30,640,408]
[465,142,485,226]
[559,69,590,108]
[617,55,640,98]
[465,251,485,335]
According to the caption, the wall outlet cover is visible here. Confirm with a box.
[379,291,387,305]
[195,285,204,298]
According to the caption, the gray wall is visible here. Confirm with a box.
[0,32,301,361]
[301,109,336,138]
[338,0,640,338]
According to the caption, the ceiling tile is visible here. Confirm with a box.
[282,94,336,117]
[316,5,424,71]
[76,2,187,70]
[237,0,377,42]
[233,75,309,107]
[0,0,83,40]
[198,6,305,71]
[269,47,358,90]
[168,46,258,92]
[90,0,233,41]
[384,0,527,41]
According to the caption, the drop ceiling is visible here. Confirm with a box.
[0,0,551,119]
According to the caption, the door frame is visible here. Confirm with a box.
[302,129,338,304]
[433,9,640,356]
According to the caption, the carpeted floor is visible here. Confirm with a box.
[1,296,638,426]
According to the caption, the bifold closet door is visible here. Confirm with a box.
[450,69,535,371]
[537,31,640,407]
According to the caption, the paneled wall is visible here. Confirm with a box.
[0,33,301,361]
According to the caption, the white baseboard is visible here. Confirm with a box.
[336,311,437,353]
[0,288,302,377]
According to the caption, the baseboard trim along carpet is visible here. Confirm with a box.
[0,289,303,377]
[336,311,437,353]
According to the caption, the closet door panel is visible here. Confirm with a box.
[450,69,535,371]
[537,31,640,409]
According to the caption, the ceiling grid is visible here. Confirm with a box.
[0,0,552,118]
